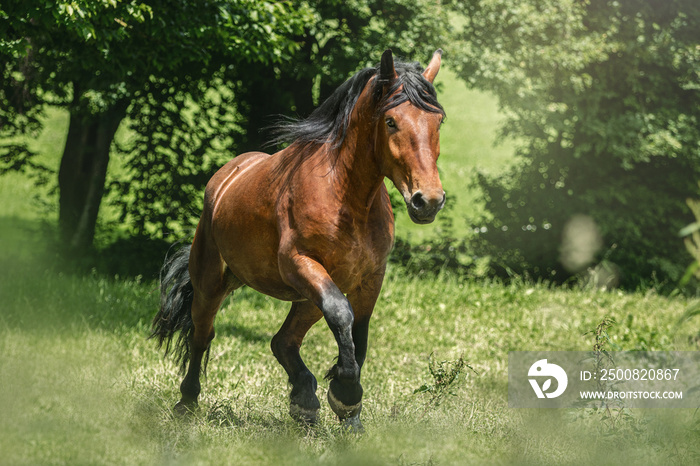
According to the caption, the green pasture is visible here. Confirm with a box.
[2,177,700,465]
[1,70,699,465]
[2,219,700,464]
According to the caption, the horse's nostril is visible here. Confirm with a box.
[410,192,426,210]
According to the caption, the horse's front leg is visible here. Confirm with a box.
[321,285,363,424]
[331,269,385,431]
[280,254,363,430]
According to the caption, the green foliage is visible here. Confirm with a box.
[450,0,700,289]
[1,0,451,247]
[586,316,618,355]
[474,156,697,288]
[237,0,450,150]
[680,196,700,286]
[678,196,700,334]
[0,0,305,133]
[108,77,241,239]
[389,194,477,276]
[0,0,310,249]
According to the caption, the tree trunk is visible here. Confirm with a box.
[58,102,126,253]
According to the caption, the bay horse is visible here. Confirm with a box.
[152,49,446,431]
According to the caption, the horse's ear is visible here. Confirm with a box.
[380,49,397,82]
[422,49,442,83]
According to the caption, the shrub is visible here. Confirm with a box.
[450,0,700,289]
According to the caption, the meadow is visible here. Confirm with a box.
[2,228,699,465]
[1,71,699,465]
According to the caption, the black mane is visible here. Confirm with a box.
[271,59,445,149]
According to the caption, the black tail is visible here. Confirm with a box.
[150,244,196,374]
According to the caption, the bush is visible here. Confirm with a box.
[450,0,700,289]
[475,153,697,288]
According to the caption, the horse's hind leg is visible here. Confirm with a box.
[174,290,228,414]
[271,300,323,424]
[175,230,238,414]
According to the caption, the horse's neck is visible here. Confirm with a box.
[331,103,385,212]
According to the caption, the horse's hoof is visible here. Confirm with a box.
[327,389,362,420]
[173,400,197,417]
[341,414,364,434]
[290,403,319,425]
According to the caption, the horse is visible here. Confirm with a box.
[151,49,446,431]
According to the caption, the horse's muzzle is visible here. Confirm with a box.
[407,190,446,224]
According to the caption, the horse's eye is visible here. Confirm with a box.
[385,118,397,129]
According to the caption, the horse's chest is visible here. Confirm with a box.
[318,211,393,289]
[285,191,394,291]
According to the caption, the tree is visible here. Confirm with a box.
[450,0,700,288]
[233,0,451,152]
[106,0,450,240]
[1,0,308,252]
[2,1,450,253]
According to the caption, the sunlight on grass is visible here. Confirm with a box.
[1,245,699,464]
[1,174,699,463]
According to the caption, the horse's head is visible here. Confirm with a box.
[376,49,446,224]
